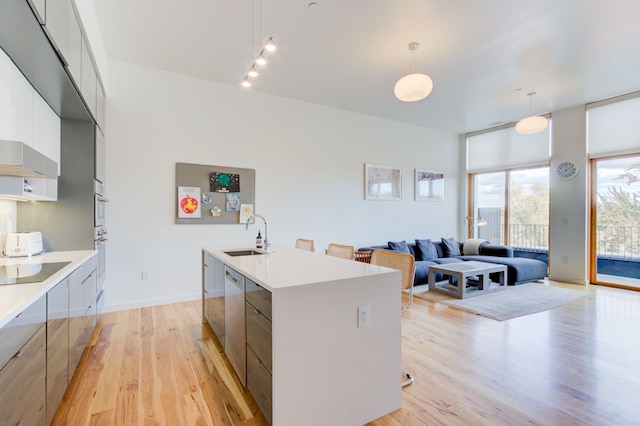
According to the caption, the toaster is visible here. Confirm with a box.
[3,232,43,257]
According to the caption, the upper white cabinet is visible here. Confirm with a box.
[33,91,62,175]
[45,0,82,88]
[0,49,34,145]
[27,0,46,24]
[81,38,97,118]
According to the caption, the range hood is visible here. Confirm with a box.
[0,140,58,178]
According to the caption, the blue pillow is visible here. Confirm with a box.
[415,239,438,260]
[441,237,461,257]
[388,240,410,253]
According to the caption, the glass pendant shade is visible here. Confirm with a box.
[241,77,251,88]
[394,73,433,102]
[515,115,548,135]
[256,54,266,65]
[248,66,258,77]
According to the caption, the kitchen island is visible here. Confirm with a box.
[202,244,402,425]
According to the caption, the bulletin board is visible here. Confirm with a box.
[175,162,256,224]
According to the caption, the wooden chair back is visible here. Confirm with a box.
[295,238,315,252]
[326,243,355,260]
[371,250,416,311]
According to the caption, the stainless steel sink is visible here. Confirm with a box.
[224,249,265,257]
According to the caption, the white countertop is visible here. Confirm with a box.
[0,250,96,329]
[204,244,391,292]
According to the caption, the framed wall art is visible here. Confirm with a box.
[365,163,402,200]
[415,169,444,201]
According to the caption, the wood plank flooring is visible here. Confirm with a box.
[53,281,640,425]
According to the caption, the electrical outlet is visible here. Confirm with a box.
[358,304,370,328]
[562,256,569,264]
[141,269,150,280]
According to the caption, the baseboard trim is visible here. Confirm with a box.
[102,292,201,313]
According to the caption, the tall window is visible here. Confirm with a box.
[588,92,640,289]
[467,122,551,251]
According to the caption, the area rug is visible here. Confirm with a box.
[414,283,586,321]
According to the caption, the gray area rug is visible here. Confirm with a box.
[414,283,586,321]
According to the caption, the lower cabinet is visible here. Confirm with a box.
[47,277,70,423]
[245,278,272,425]
[69,255,98,376]
[203,252,224,345]
[0,296,47,426]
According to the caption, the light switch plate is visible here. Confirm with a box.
[358,304,370,328]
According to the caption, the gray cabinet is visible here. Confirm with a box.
[69,255,97,376]
[47,277,70,423]
[0,295,47,426]
[245,278,272,425]
[203,251,224,344]
[224,266,246,386]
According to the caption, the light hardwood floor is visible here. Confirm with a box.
[53,281,640,425]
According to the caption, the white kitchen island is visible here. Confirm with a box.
[202,244,402,425]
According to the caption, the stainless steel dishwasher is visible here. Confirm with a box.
[224,265,246,385]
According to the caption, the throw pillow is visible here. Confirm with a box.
[388,240,411,253]
[441,237,461,257]
[415,239,438,260]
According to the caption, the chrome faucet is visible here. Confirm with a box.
[246,213,270,251]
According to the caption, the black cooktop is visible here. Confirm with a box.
[0,261,71,286]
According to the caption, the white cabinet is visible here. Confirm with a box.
[27,0,47,24]
[45,0,82,84]
[81,38,97,118]
[33,91,62,175]
[0,48,34,145]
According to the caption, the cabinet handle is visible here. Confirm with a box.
[81,274,93,285]
[13,349,23,359]
[203,289,209,294]
[255,356,262,365]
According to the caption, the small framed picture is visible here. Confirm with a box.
[365,164,402,200]
[415,169,444,201]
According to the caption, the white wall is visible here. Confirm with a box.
[104,59,460,311]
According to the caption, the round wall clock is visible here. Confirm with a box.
[555,161,579,180]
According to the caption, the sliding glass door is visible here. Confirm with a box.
[470,167,549,255]
[591,154,640,289]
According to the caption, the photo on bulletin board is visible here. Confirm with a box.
[177,186,201,218]
[211,172,240,192]
[226,192,241,212]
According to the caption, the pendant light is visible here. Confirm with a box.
[515,92,548,135]
[241,0,277,87]
[394,42,433,102]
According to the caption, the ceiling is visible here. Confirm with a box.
[92,0,640,134]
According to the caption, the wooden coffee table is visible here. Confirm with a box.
[428,261,508,299]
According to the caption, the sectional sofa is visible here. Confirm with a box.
[360,238,548,286]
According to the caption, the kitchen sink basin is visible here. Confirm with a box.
[224,249,265,257]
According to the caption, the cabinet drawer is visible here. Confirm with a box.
[0,324,46,426]
[245,279,272,321]
[0,295,46,369]
[247,345,272,425]
[246,301,272,374]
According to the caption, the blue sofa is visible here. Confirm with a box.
[360,238,548,286]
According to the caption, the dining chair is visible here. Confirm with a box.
[326,243,355,260]
[370,249,416,386]
[295,238,315,252]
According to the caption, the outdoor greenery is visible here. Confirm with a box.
[597,159,640,258]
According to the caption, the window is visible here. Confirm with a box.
[467,122,550,251]
[470,168,549,249]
